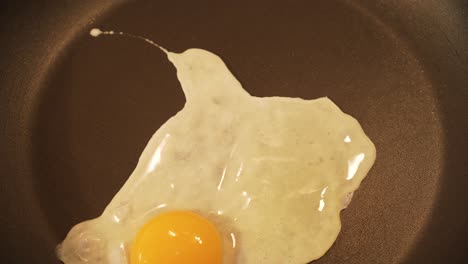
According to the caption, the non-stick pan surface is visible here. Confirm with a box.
[1,0,467,263]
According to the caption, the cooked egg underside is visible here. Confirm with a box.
[58,48,376,264]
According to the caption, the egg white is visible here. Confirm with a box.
[58,45,375,264]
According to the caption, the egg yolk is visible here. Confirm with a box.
[130,211,223,264]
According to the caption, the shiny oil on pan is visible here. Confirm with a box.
[0,0,467,263]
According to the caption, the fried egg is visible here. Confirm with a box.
[57,28,376,264]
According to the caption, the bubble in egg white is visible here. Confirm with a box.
[58,29,376,264]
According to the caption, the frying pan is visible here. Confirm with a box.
[1,0,467,263]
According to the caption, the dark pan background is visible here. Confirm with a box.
[1,0,467,263]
